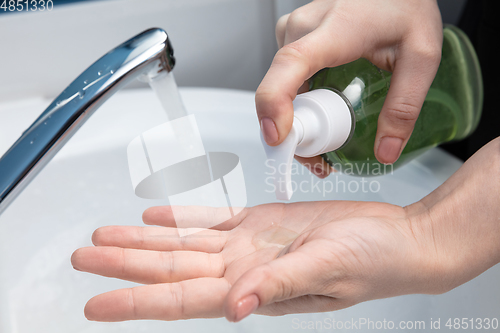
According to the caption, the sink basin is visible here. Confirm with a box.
[0,87,498,332]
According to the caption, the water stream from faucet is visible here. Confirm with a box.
[146,71,188,121]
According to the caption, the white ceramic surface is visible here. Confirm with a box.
[0,88,498,332]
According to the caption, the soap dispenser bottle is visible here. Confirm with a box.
[262,25,483,201]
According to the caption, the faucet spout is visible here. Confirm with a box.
[0,28,175,215]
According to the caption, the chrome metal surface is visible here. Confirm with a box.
[0,28,175,214]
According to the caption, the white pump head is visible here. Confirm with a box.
[261,89,354,200]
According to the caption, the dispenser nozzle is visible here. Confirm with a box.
[260,120,303,200]
[260,89,354,201]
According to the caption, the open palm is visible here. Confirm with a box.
[72,200,435,322]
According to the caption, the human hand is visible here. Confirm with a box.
[71,199,464,322]
[258,0,443,174]
[71,201,424,321]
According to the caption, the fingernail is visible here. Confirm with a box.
[260,117,279,145]
[310,161,332,179]
[234,294,259,322]
[312,165,328,179]
[377,137,403,164]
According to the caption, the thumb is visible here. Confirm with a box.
[374,45,441,164]
[223,250,324,322]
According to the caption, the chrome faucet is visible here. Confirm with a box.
[0,28,175,214]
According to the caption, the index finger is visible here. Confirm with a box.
[142,205,248,231]
[257,25,362,146]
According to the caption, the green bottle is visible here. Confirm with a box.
[311,25,483,176]
[262,25,483,200]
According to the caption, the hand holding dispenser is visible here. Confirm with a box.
[262,25,483,201]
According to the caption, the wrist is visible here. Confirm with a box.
[403,203,453,294]
[407,137,500,293]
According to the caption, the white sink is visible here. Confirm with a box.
[0,88,498,332]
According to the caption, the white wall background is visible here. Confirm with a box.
[0,0,278,101]
[0,0,467,101]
